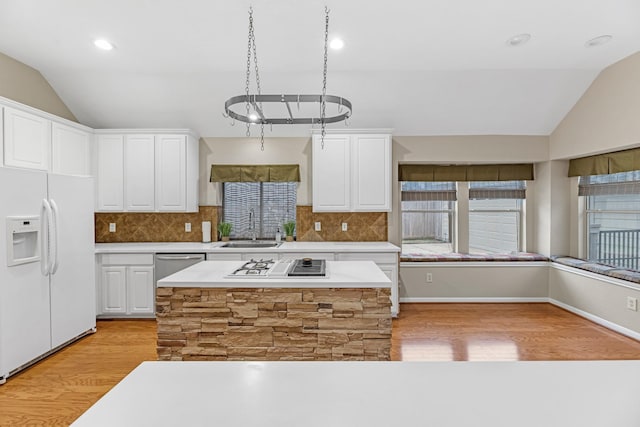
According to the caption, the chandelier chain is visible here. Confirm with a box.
[245,7,254,138]
[320,6,329,149]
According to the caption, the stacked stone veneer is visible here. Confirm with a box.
[156,287,391,361]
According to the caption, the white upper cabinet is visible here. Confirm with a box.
[125,134,155,211]
[1,100,94,175]
[312,135,351,212]
[95,130,199,213]
[96,134,125,211]
[312,132,391,212]
[155,134,186,211]
[51,122,92,176]
[3,106,51,170]
[352,134,391,211]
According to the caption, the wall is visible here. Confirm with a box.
[550,52,640,159]
[399,263,549,301]
[389,135,550,247]
[0,51,76,122]
[199,137,312,206]
[549,265,640,337]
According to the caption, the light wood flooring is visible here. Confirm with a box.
[2,303,640,426]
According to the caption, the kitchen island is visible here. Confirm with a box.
[156,260,392,361]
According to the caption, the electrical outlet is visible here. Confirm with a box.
[342,222,348,231]
[109,223,116,233]
[315,222,321,231]
[185,223,192,232]
[426,273,433,283]
[627,296,638,311]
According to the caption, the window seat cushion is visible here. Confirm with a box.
[400,252,548,263]
[550,256,640,284]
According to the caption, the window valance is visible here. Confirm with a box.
[210,164,301,182]
[399,164,534,182]
[568,147,640,177]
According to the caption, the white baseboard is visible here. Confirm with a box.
[548,299,640,342]
[399,297,549,303]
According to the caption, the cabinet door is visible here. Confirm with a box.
[3,107,51,170]
[125,134,155,211]
[127,266,155,315]
[96,134,124,211]
[312,134,351,212]
[352,134,391,211]
[101,266,127,314]
[51,122,92,176]
[155,134,186,211]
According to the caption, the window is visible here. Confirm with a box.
[401,181,455,254]
[223,182,297,239]
[400,180,527,255]
[580,171,640,271]
[469,181,525,254]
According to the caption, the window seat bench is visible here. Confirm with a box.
[550,256,640,285]
[400,252,548,263]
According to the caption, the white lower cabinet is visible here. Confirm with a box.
[97,254,155,318]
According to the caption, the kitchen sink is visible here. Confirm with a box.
[221,241,282,248]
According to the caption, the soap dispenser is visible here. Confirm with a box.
[275,227,282,243]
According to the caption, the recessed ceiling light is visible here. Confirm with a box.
[506,33,531,47]
[94,39,114,51]
[248,113,259,122]
[329,38,344,50]
[585,35,613,48]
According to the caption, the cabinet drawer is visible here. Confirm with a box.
[100,253,154,265]
[337,252,397,264]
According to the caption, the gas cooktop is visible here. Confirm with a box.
[225,258,327,278]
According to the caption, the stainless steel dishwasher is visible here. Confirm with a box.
[155,253,205,283]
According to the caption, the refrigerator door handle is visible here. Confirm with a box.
[40,199,51,276]
[50,199,60,275]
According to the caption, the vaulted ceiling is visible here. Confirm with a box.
[1,0,639,137]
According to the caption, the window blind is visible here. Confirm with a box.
[469,181,526,200]
[401,181,457,201]
[578,170,640,196]
[223,182,297,239]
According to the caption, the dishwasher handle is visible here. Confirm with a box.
[155,254,204,261]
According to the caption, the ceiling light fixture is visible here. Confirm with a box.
[506,33,531,47]
[93,39,114,51]
[223,6,352,151]
[585,35,613,47]
[330,38,344,50]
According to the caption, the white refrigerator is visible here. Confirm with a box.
[0,167,96,383]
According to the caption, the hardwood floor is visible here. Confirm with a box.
[391,303,640,361]
[1,304,639,426]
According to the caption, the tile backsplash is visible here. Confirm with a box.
[95,207,219,243]
[95,206,387,243]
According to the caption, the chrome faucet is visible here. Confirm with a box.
[249,208,257,240]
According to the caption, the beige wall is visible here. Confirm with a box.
[199,137,312,206]
[389,135,550,246]
[550,51,640,159]
[0,51,76,121]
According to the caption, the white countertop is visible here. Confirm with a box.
[71,360,640,427]
[95,241,400,254]
[157,260,391,288]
